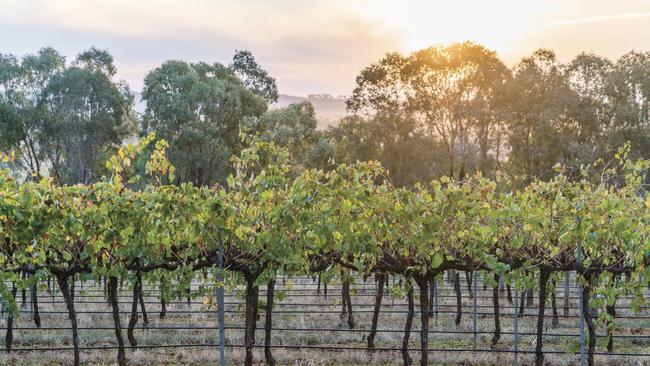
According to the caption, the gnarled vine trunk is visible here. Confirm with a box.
[368,273,385,350]
[109,277,127,366]
[606,298,616,353]
[582,273,596,366]
[341,276,354,329]
[31,284,41,328]
[264,279,276,366]
[506,284,513,304]
[244,272,260,366]
[139,286,149,326]
[465,271,473,298]
[416,276,430,366]
[519,289,526,316]
[402,283,414,366]
[20,271,27,309]
[159,278,167,319]
[57,274,80,366]
[127,271,142,347]
[4,284,17,352]
[535,269,550,366]
[454,271,462,326]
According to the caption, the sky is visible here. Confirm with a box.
[1,0,649,96]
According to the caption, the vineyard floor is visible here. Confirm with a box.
[1,276,650,365]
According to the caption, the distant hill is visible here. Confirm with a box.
[135,92,349,130]
[273,94,348,130]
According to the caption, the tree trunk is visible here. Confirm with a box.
[252,285,259,344]
[499,275,505,295]
[264,279,276,366]
[21,271,27,309]
[428,280,434,317]
[57,274,80,366]
[70,274,75,303]
[454,271,462,326]
[4,284,17,352]
[465,271,473,298]
[127,272,142,347]
[491,274,501,349]
[535,269,550,366]
[368,273,385,350]
[342,278,354,329]
[506,284,513,304]
[519,289,526,316]
[109,277,127,366]
[582,274,596,366]
[31,284,41,328]
[606,298,616,353]
[138,287,149,326]
[104,276,109,303]
[416,277,430,366]
[402,283,414,366]
[244,273,259,366]
[159,278,166,319]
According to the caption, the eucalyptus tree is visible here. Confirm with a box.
[39,48,135,184]
[141,59,267,186]
[503,49,576,179]
[0,48,65,178]
[230,50,279,103]
[347,42,509,180]
[327,111,439,187]
[247,101,334,169]
[403,42,509,178]
[0,47,133,184]
[606,51,650,160]
[503,50,646,180]
[564,52,614,167]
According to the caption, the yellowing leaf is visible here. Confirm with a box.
[235,226,244,240]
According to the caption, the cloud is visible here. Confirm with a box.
[0,0,648,95]
[0,0,398,95]
[553,12,650,25]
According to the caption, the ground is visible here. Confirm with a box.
[1,274,649,365]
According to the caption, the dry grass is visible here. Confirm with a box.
[1,277,650,365]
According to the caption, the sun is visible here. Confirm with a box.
[344,0,546,55]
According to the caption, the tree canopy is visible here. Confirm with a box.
[0,47,133,184]
[1,43,649,190]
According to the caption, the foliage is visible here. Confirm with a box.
[0,47,134,184]
[141,59,267,186]
[341,44,650,185]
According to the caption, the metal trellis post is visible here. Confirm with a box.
[217,231,226,365]
[513,289,519,366]
[434,277,439,321]
[578,237,585,366]
[564,272,570,316]
[472,271,478,349]
[575,212,586,366]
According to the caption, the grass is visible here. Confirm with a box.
[1,277,650,365]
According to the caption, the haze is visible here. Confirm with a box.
[1,0,649,96]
